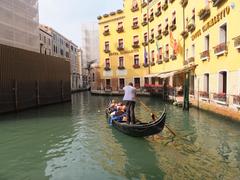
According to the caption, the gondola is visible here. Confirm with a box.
[107,108,166,137]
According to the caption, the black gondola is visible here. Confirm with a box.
[107,108,166,137]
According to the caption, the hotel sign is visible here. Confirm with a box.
[109,49,139,56]
[191,6,231,41]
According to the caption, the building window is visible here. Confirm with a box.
[144,32,148,43]
[39,34,41,40]
[105,41,109,51]
[151,50,155,62]
[60,49,64,56]
[158,24,162,35]
[104,25,109,32]
[151,77,156,85]
[220,24,227,44]
[48,38,51,45]
[134,78,141,89]
[92,73,95,82]
[105,79,111,89]
[205,35,210,51]
[118,39,124,49]
[119,57,124,67]
[143,13,147,23]
[133,35,139,45]
[134,54,139,65]
[151,29,154,39]
[119,78,125,89]
[157,2,161,12]
[133,17,138,27]
[165,18,168,31]
[144,77,149,85]
[219,71,227,94]
[159,47,163,60]
[44,36,46,43]
[117,21,123,31]
[172,11,176,25]
[191,44,195,57]
[165,44,169,58]
[105,58,110,68]
[203,73,209,94]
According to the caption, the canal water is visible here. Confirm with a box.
[0,92,240,180]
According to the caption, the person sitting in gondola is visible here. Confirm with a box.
[109,103,127,125]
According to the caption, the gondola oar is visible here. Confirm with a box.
[137,99,176,137]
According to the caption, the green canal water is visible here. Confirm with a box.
[0,92,240,180]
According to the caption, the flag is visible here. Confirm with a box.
[144,46,148,64]
[170,31,178,54]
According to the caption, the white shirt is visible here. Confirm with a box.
[123,85,136,101]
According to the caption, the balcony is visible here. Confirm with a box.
[162,2,168,11]
[169,0,175,3]
[188,57,195,63]
[163,29,169,36]
[198,7,210,20]
[199,91,209,99]
[169,23,176,31]
[132,24,139,29]
[170,54,177,60]
[181,30,188,39]
[142,21,148,26]
[200,50,210,61]
[187,20,196,32]
[164,56,169,62]
[133,64,140,69]
[149,38,155,44]
[143,63,149,67]
[213,42,227,56]
[103,30,110,36]
[155,10,162,17]
[104,67,111,71]
[132,43,140,49]
[131,6,139,12]
[116,27,124,33]
[212,0,226,7]
[234,36,240,49]
[142,41,148,46]
[141,2,147,8]
[180,0,188,7]
[156,34,162,40]
[157,59,163,64]
[151,61,155,66]
[149,16,154,22]
[104,49,110,53]
[117,46,124,51]
[118,66,125,70]
[213,93,227,103]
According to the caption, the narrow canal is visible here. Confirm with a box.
[0,92,240,180]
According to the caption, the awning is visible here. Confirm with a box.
[144,73,158,78]
[157,71,177,78]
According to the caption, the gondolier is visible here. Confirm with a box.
[123,82,136,124]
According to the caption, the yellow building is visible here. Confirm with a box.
[95,0,240,119]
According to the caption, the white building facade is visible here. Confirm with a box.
[39,24,52,55]
[0,0,39,52]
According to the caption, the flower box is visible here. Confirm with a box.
[118,66,125,70]
[104,49,110,53]
[198,8,210,20]
[200,50,210,60]
[149,38,155,44]
[213,43,227,56]
[104,67,111,71]
[117,47,124,51]
[132,25,139,29]
[155,10,162,17]
[142,42,148,46]
[131,6,139,12]
[141,2,147,8]
[149,16,154,22]
[170,54,177,60]
[213,93,227,102]
[164,57,169,62]
[132,44,140,48]
[181,30,188,39]
[143,63,149,67]
[116,27,124,33]
[180,0,188,7]
[187,23,195,33]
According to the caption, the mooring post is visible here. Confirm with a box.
[183,72,190,111]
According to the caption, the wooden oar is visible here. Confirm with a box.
[137,98,176,137]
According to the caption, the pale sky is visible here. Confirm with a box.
[39,0,123,47]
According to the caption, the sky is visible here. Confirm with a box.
[39,0,123,47]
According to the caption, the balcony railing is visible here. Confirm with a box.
[213,42,227,56]
[169,23,176,31]
[132,24,139,29]
[132,43,140,48]
[156,34,162,40]
[155,10,162,17]
[118,66,125,70]
[133,64,140,69]
[181,30,188,39]
[143,63,149,67]
[157,59,163,64]
[213,93,227,102]
[131,6,139,12]
[104,49,110,53]
[198,7,210,20]
[117,46,124,51]
[162,2,168,11]
[164,56,169,62]
[104,66,111,71]
[149,16,154,22]
[200,50,210,60]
